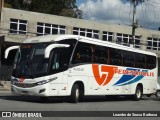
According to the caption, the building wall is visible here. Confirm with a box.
[0,8,160,57]
[1,7,160,79]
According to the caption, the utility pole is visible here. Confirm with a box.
[0,0,3,20]
[130,0,144,45]
[23,0,32,10]
[0,0,3,68]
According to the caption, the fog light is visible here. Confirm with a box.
[39,89,46,93]
[11,87,14,92]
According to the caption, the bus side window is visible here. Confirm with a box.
[50,50,60,70]
[123,51,134,67]
[93,45,108,64]
[146,55,156,69]
[109,48,122,66]
[135,53,145,68]
[72,42,92,64]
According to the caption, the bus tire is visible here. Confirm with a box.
[134,86,143,101]
[155,90,160,98]
[70,84,80,103]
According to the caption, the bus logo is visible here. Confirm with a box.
[92,64,117,86]
[19,78,25,83]
[92,64,154,86]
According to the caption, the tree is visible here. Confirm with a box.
[10,0,22,9]
[63,0,76,9]
[4,0,81,18]
[4,3,12,8]
[23,0,32,10]
[29,0,55,14]
[59,0,83,18]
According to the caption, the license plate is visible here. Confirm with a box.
[21,91,28,95]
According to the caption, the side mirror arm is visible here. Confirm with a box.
[44,44,70,58]
[5,46,19,59]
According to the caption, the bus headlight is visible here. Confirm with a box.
[11,79,19,85]
[36,77,57,85]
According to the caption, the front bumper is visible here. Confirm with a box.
[11,83,50,96]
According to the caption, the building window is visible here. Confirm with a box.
[134,36,141,48]
[73,27,99,39]
[10,18,28,34]
[116,33,140,48]
[37,22,66,36]
[102,31,113,41]
[147,37,160,51]
[93,45,108,64]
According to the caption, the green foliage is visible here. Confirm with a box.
[4,0,79,18]
[4,3,12,8]
[60,8,75,17]
[11,0,22,9]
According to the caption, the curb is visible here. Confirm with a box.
[0,81,11,91]
[0,86,11,91]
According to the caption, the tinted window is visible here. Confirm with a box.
[72,42,92,64]
[49,48,70,73]
[58,39,77,63]
[146,55,156,69]
[93,45,108,64]
[135,53,145,68]
[109,48,122,66]
[123,51,134,67]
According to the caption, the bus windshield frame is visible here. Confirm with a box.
[12,42,71,78]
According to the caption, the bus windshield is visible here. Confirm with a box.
[12,43,71,78]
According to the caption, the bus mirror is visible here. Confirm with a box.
[44,44,70,58]
[5,46,20,59]
[63,63,69,68]
[64,63,68,67]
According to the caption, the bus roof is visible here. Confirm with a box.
[23,34,81,43]
[23,34,157,57]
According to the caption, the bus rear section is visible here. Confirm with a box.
[70,39,157,101]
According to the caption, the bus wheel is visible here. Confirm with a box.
[155,90,160,98]
[134,86,142,101]
[71,84,80,103]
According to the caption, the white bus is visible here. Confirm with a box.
[5,35,158,103]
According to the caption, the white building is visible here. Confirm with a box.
[0,7,160,79]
